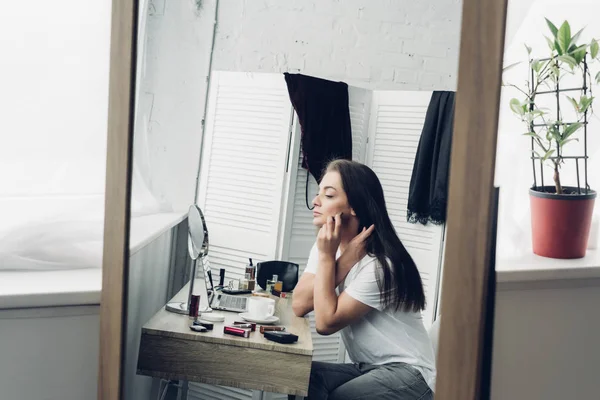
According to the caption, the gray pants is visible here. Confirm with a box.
[306,361,433,400]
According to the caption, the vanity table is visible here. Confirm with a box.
[490,250,600,399]
[137,280,313,397]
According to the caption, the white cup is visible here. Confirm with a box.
[246,297,275,319]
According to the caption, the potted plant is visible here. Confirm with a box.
[506,18,599,259]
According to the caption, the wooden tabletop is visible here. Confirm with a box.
[137,280,313,396]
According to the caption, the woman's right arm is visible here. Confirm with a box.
[292,225,374,317]
[292,254,355,317]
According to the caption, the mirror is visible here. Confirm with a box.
[99,0,507,399]
[165,205,209,314]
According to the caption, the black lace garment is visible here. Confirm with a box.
[407,91,456,225]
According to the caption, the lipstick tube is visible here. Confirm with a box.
[260,326,286,334]
[223,325,251,338]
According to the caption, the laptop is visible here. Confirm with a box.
[197,258,248,313]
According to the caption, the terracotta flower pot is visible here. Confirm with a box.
[530,186,597,259]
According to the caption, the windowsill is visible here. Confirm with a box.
[0,212,186,310]
[496,249,600,283]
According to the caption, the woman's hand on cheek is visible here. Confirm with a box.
[343,224,375,265]
[317,213,342,260]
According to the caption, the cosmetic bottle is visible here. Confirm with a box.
[266,274,278,293]
[244,258,256,291]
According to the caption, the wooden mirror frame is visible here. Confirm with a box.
[98,0,508,398]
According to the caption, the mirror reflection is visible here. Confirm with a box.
[125,1,462,399]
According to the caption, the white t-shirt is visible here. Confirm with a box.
[304,243,437,391]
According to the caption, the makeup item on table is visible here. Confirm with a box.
[251,292,271,298]
[188,294,200,320]
[190,325,208,333]
[222,288,252,295]
[223,325,251,338]
[260,325,286,334]
[193,320,214,330]
[264,331,298,344]
[219,268,226,287]
[266,274,279,293]
[234,321,256,331]
[199,313,225,322]
[233,323,254,331]
[238,278,249,291]
[244,258,256,291]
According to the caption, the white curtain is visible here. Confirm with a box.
[0,0,160,270]
[496,0,600,255]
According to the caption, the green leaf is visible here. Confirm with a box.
[510,98,525,115]
[545,36,556,51]
[567,96,580,112]
[546,124,560,143]
[531,59,543,73]
[559,138,579,147]
[570,28,584,47]
[580,96,594,114]
[592,39,599,59]
[596,71,600,85]
[557,21,572,54]
[562,122,583,140]
[542,149,555,162]
[546,18,559,38]
[525,44,532,55]
[570,44,587,64]
[558,54,577,69]
[555,39,564,55]
[503,61,522,72]
[523,131,543,141]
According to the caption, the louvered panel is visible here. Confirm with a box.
[194,72,293,400]
[366,91,443,329]
[188,383,253,400]
[198,71,292,258]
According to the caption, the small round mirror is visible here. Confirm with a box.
[187,235,199,260]
[188,204,209,260]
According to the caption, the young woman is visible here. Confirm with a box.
[292,159,436,400]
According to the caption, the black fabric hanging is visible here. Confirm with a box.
[283,73,353,209]
[407,91,456,225]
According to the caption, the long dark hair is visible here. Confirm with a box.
[326,159,426,312]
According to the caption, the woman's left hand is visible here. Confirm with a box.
[317,213,342,259]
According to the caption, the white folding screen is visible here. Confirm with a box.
[365,91,445,328]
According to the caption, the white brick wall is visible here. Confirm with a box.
[213,0,463,90]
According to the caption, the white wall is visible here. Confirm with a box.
[133,0,215,213]
[213,0,462,90]
[0,306,100,400]
[491,279,600,399]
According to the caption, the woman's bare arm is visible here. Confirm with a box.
[292,225,375,317]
